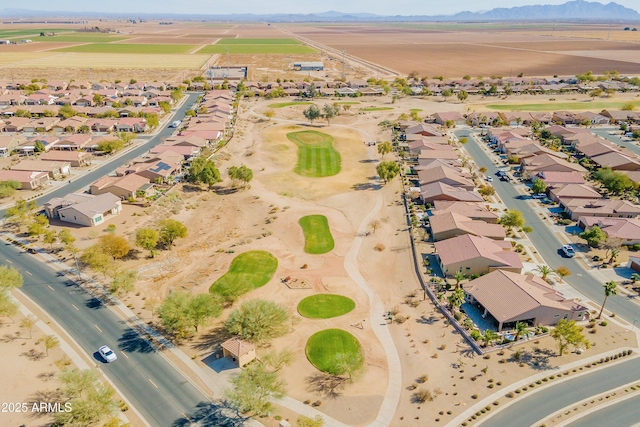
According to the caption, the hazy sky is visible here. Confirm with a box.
[10,0,640,15]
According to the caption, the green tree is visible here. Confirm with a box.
[225,363,286,416]
[0,265,24,291]
[171,88,184,103]
[457,90,468,102]
[499,210,525,232]
[534,265,553,281]
[0,180,21,198]
[303,104,322,124]
[297,415,325,427]
[159,291,221,338]
[188,157,221,188]
[263,348,295,372]
[33,140,46,153]
[441,89,454,101]
[20,314,37,339]
[0,291,19,322]
[331,351,365,381]
[98,234,130,260]
[58,229,76,249]
[551,319,589,355]
[447,287,465,315]
[80,245,112,278]
[514,321,528,340]
[597,281,618,319]
[225,299,289,343]
[376,161,401,183]
[322,104,339,125]
[136,228,159,256]
[482,329,499,347]
[109,268,138,296]
[158,101,171,114]
[594,168,637,195]
[144,113,159,128]
[59,104,77,119]
[188,293,223,332]
[228,165,254,188]
[96,138,124,154]
[264,109,275,120]
[531,178,547,194]
[452,270,466,288]
[580,225,607,247]
[41,334,59,356]
[93,93,104,106]
[5,199,37,229]
[377,141,393,158]
[55,369,118,426]
[478,185,495,197]
[158,218,188,248]
[27,214,49,239]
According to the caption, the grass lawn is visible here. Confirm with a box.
[34,34,127,43]
[54,43,195,54]
[487,100,640,112]
[298,215,335,254]
[217,38,302,45]
[198,44,317,55]
[287,130,341,177]
[410,108,423,112]
[360,107,394,111]
[335,101,361,105]
[209,250,278,300]
[297,294,355,319]
[306,329,364,375]
[267,101,313,108]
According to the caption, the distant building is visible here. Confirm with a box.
[206,66,248,82]
[293,61,324,71]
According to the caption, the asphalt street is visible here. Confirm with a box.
[591,128,640,157]
[456,129,640,324]
[1,93,214,427]
[566,394,640,427]
[4,242,208,426]
[478,356,640,427]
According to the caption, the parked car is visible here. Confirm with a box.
[496,170,506,177]
[170,120,181,128]
[98,345,117,363]
[486,176,493,182]
[561,245,575,258]
[532,193,546,199]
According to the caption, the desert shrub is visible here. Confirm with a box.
[374,243,386,251]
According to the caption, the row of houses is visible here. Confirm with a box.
[399,119,589,332]
[468,109,640,127]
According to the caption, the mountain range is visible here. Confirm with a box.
[1,0,639,22]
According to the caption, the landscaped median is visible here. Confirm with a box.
[298,294,355,319]
[287,130,341,178]
[298,215,335,254]
[209,250,278,301]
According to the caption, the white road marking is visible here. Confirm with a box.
[47,285,55,291]
[121,351,129,359]
[25,271,32,276]
[71,304,79,311]
[148,378,159,388]
[94,325,103,333]
[5,260,12,264]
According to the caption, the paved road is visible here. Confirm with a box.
[1,93,213,427]
[591,128,640,157]
[565,394,640,427]
[478,357,640,427]
[456,129,640,324]
[4,243,208,427]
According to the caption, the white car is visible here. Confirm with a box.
[486,176,493,182]
[532,193,546,199]
[98,345,117,363]
[170,120,182,128]
[561,245,575,258]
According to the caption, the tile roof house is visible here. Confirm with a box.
[54,134,93,151]
[575,140,619,158]
[420,182,484,204]
[115,117,148,133]
[0,170,49,189]
[40,150,91,167]
[431,201,500,223]
[549,184,602,203]
[432,111,465,125]
[521,153,587,179]
[561,198,640,220]
[418,149,460,161]
[221,337,256,367]
[417,166,474,190]
[429,212,506,241]
[0,135,21,156]
[44,193,122,227]
[11,159,71,178]
[590,151,640,171]
[578,216,640,245]
[90,173,151,200]
[463,270,589,332]
[405,123,443,137]
[434,234,522,276]
[536,171,585,187]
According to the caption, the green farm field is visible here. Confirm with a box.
[287,130,341,178]
[298,215,335,254]
[298,294,355,319]
[209,250,278,301]
[198,44,316,54]
[306,329,364,374]
[0,28,67,38]
[54,43,195,54]
[217,38,302,45]
[33,34,128,43]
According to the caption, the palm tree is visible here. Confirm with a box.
[608,248,620,265]
[631,273,640,284]
[534,265,553,281]
[377,141,393,159]
[447,288,465,316]
[453,270,467,289]
[597,281,618,319]
[514,321,528,340]
[482,329,499,347]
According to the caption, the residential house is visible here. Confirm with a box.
[23,117,60,133]
[116,117,148,133]
[53,116,88,133]
[536,171,585,188]
[561,198,640,220]
[549,184,602,203]
[498,112,530,127]
[0,170,49,189]
[405,123,443,137]
[0,135,21,156]
[11,159,71,178]
[429,212,506,241]
[576,111,610,125]
[431,201,500,223]
[418,149,460,161]
[44,193,122,227]
[600,110,638,123]
[590,151,640,171]
[417,166,474,191]
[575,140,619,158]
[407,137,452,153]
[520,153,587,179]
[434,234,523,276]
[90,173,152,199]
[54,134,93,151]
[88,119,118,133]
[578,216,640,245]
[432,111,465,126]
[149,144,198,159]
[420,182,484,204]
[40,150,91,167]
[463,270,588,332]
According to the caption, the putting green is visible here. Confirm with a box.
[305,329,364,375]
[210,250,278,301]
[298,215,334,254]
[286,130,341,177]
[298,294,355,319]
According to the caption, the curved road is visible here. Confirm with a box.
[455,129,640,323]
[478,357,640,427]
[1,93,218,427]
[566,394,640,427]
